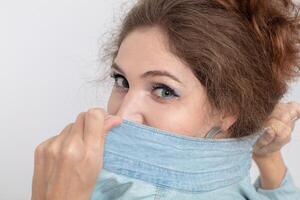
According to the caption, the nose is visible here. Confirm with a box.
[116,90,145,124]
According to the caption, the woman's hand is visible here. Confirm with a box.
[31,108,123,200]
[253,101,300,158]
[252,101,299,189]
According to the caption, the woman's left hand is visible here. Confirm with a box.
[253,101,300,158]
[31,108,123,200]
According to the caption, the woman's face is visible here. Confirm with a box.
[107,26,235,138]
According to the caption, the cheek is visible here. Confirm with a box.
[152,98,214,137]
[107,88,214,137]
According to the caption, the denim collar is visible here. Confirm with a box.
[102,119,264,192]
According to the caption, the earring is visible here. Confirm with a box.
[205,126,222,139]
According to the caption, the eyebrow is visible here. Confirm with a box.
[111,62,183,84]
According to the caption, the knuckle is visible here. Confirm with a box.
[280,128,291,139]
[270,111,289,123]
[61,148,73,160]
[48,142,60,158]
[264,118,276,127]
[34,137,53,158]
[77,112,86,119]
[34,143,45,158]
[61,144,80,161]
[86,108,105,120]
[265,117,273,123]
[280,113,291,122]
[41,136,57,155]
[66,122,74,129]
[59,123,73,136]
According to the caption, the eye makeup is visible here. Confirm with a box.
[109,71,181,100]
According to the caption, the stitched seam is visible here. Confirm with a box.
[154,187,161,200]
[105,151,250,175]
[103,164,248,192]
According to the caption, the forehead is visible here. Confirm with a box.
[114,26,196,82]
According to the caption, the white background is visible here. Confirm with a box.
[1,0,299,199]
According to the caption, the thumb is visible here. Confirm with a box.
[255,127,276,149]
[103,115,123,134]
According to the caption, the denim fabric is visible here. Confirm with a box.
[90,119,300,200]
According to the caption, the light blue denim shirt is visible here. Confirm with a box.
[90,119,300,200]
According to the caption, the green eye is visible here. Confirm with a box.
[110,72,129,89]
[152,83,180,100]
[110,72,180,101]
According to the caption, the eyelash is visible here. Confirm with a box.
[109,72,180,100]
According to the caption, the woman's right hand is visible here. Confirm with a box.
[253,101,300,157]
[252,101,299,189]
[31,108,123,200]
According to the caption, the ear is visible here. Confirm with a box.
[220,112,238,131]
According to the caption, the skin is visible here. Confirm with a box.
[31,26,300,199]
[253,102,300,189]
[31,109,123,200]
[107,26,236,138]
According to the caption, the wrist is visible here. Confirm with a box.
[253,151,282,162]
[252,151,287,189]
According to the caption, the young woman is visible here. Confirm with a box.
[31,0,300,199]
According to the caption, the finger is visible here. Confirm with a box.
[270,101,300,124]
[264,111,296,138]
[83,108,106,148]
[287,101,300,121]
[65,112,86,141]
[32,133,59,200]
[83,108,123,148]
[48,123,74,159]
[42,123,72,176]
[269,107,292,125]
[255,119,292,156]
[255,127,276,149]
[267,120,292,145]
[34,135,58,171]
[103,115,123,136]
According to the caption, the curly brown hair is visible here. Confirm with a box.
[98,0,300,138]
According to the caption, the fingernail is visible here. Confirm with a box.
[264,131,274,140]
[292,116,299,122]
[105,115,113,120]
